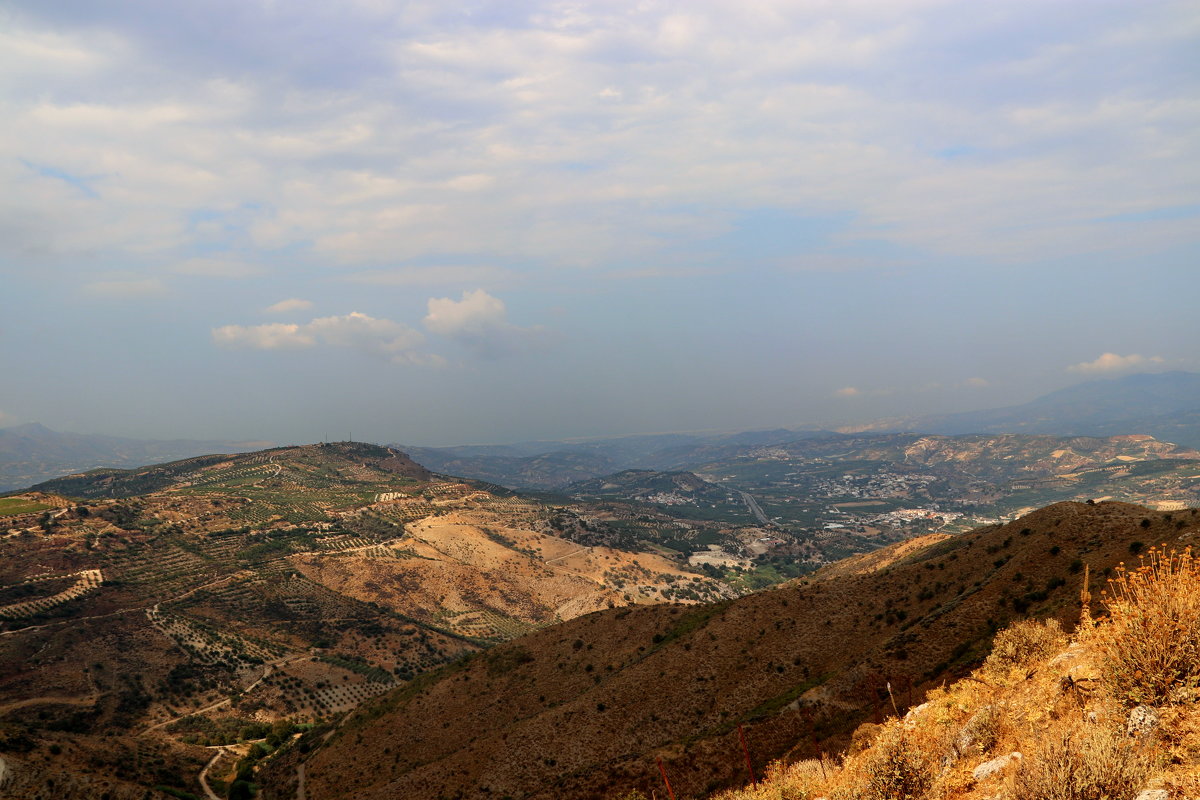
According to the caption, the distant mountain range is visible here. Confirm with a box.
[0,422,270,491]
[400,428,828,490]
[402,371,1200,489]
[850,371,1200,446]
[8,371,1200,494]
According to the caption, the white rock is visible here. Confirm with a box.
[1135,791,1169,800]
[902,701,931,729]
[1127,705,1160,737]
[973,751,1022,782]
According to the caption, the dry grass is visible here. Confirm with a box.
[952,702,1003,758]
[982,617,1067,680]
[850,725,935,800]
[1012,723,1151,800]
[1097,546,1200,705]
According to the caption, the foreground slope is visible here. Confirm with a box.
[711,549,1200,800]
[264,501,1200,800]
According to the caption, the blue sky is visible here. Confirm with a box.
[1,0,1197,445]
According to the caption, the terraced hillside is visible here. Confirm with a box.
[0,442,731,800]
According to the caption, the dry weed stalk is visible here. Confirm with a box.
[1079,562,1093,631]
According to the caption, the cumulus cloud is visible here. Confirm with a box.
[423,289,547,357]
[1068,353,1164,374]
[264,298,313,314]
[212,322,314,350]
[213,312,436,365]
[306,312,431,364]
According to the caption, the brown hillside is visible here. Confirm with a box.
[264,502,1200,800]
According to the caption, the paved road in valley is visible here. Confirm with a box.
[738,491,771,526]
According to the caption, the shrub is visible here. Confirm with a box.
[983,618,1066,677]
[1013,724,1149,800]
[1097,546,1200,705]
[954,703,1003,757]
[848,725,933,800]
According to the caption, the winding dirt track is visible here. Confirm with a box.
[198,746,233,800]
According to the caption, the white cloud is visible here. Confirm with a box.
[264,298,314,314]
[423,289,547,357]
[835,386,861,397]
[4,1,1195,277]
[213,312,437,365]
[212,322,314,350]
[306,312,431,364]
[1068,353,1164,374]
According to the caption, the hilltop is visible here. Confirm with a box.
[0,442,730,800]
[261,500,1200,800]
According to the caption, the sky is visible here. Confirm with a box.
[1,0,1198,446]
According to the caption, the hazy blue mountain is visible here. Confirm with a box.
[0,422,269,491]
[897,371,1200,445]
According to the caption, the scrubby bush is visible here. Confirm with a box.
[983,618,1066,677]
[850,725,933,800]
[1098,546,1200,705]
[954,703,1003,757]
[1013,724,1149,800]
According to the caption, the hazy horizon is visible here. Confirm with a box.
[3,1,1197,446]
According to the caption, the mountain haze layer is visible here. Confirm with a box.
[849,371,1200,447]
[0,423,270,491]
